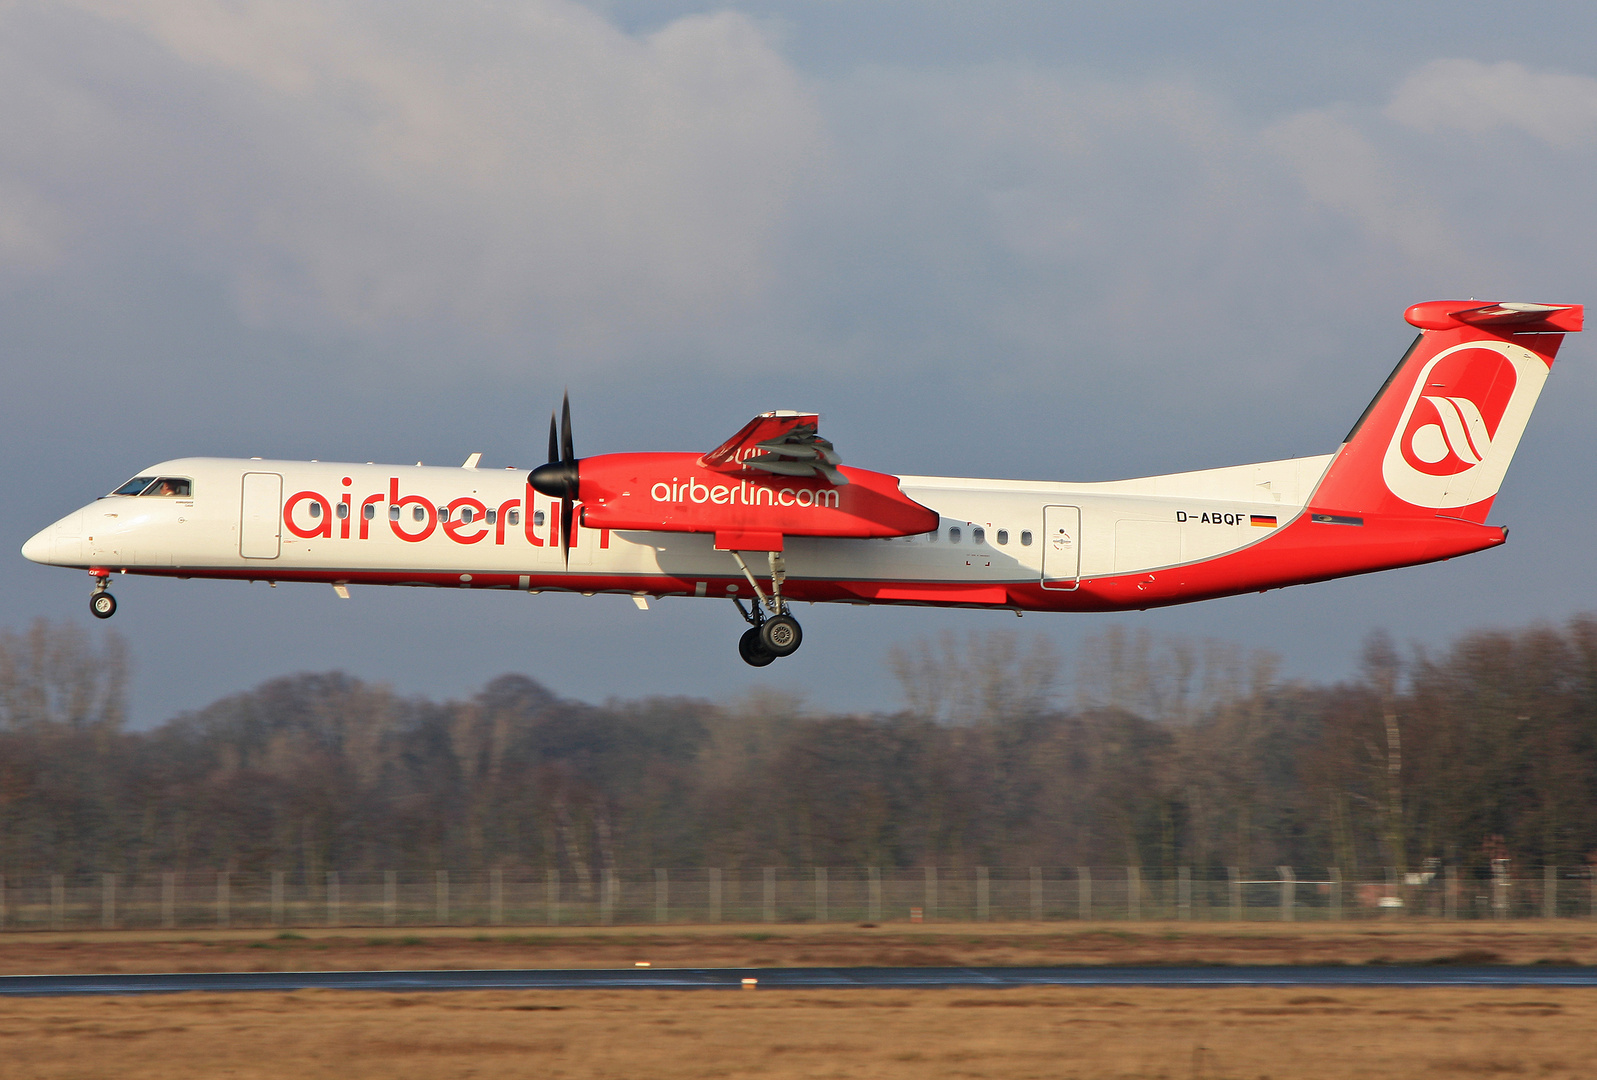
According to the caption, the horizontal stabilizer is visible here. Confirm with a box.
[1406,300,1583,333]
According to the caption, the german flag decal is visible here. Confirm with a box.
[1251,514,1278,528]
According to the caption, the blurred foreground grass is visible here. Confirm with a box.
[0,985,1590,1079]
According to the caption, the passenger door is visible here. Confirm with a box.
[240,472,283,559]
[1040,504,1080,591]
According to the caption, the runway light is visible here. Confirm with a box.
[635,961,651,967]
[741,978,758,990]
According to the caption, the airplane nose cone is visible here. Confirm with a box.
[20,526,51,564]
[21,510,85,566]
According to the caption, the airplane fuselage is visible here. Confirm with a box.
[22,451,1502,614]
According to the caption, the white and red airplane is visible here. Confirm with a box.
[22,299,1581,666]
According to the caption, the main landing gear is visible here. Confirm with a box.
[89,574,116,619]
[729,551,803,667]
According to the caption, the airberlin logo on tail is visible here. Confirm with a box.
[1381,340,1550,509]
[1412,395,1492,467]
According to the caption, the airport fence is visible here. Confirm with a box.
[1,866,1592,931]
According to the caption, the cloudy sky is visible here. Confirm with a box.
[6,0,1597,725]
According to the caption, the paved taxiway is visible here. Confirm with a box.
[5,966,1597,996]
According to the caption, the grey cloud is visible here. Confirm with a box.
[1388,58,1597,149]
[14,0,826,362]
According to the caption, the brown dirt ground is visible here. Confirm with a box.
[1,920,1595,975]
[2,985,1594,1079]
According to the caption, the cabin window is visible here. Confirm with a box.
[508,510,520,526]
[459,507,474,524]
[413,506,425,522]
[485,509,496,525]
[948,526,961,543]
[997,529,1009,545]
[437,506,449,521]
[1020,530,1033,546]
[110,476,155,496]
[926,528,938,542]
[534,510,546,527]
[363,504,376,521]
[335,503,348,520]
[389,505,400,521]
[308,502,321,518]
[972,526,985,544]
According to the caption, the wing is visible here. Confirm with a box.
[699,410,848,486]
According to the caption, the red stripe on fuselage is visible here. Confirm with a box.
[117,509,1503,613]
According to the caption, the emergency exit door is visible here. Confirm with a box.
[240,472,283,559]
[1040,504,1080,590]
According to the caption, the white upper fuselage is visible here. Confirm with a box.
[23,454,1334,612]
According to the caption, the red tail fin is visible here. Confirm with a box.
[1308,301,1582,524]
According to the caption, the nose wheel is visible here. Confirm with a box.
[89,575,116,619]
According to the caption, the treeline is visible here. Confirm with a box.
[1,616,1595,881]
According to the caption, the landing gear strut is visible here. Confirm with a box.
[89,574,116,619]
[730,551,802,666]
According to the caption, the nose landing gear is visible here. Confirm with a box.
[89,574,116,619]
[729,550,803,667]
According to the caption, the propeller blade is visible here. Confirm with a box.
[560,392,574,464]
[547,412,559,465]
[560,495,574,565]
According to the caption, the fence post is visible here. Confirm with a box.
[977,866,990,922]
[0,875,6,930]
[163,873,176,929]
[492,868,504,926]
[271,871,285,927]
[546,868,560,927]
[102,873,116,930]
[1278,866,1295,921]
[815,867,828,924]
[602,869,615,926]
[1330,867,1343,921]
[925,866,938,922]
[52,874,64,930]
[1178,867,1191,921]
[383,871,397,927]
[1492,859,1510,919]
[1228,867,1241,921]
[216,872,229,929]
[1545,865,1557,920]
[868,867,882,922]
[1077,867,1092,920]
[1127,867,1140,921]
[1444,865,1456,921]
[655,868,668,925]
[1030,867,1043,922]
[708,868,720,924]
[436,870,450,925]
[764,868,777,924]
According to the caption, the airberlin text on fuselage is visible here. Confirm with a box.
[278,476,606,548]
[650,477,841,508]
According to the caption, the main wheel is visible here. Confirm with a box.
[759,614,802,657]
[89,592,117,619]
[738,626,776,667]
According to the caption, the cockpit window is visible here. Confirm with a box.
[110,476,191,497]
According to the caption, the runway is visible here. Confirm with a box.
[4,965,1597,996]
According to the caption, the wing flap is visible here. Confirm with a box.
[700,411,847,485]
